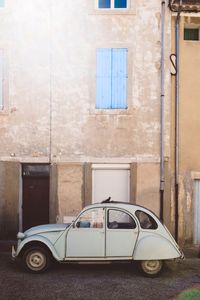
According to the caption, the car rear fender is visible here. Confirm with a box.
[133,234,182,260]
[16,235,63,261]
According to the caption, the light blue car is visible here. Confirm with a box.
[12,199,184,276]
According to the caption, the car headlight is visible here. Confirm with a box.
[17,232,25,239]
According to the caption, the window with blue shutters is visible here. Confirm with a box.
[96,48,128,109]
[0,0,4,7]
[98,0,128,8]
[0,50,3,110]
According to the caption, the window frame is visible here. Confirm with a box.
[74,207,105,230]
[107,208,137,230]
[135,210,158,230]
[184,24,200,41]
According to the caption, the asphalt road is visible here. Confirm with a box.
[1,252,200,300]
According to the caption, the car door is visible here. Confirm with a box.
[106,208,139,257]
[66,207,105,258]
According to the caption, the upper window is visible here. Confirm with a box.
[184,28,199,41]
[107,209,136,229]
[96,48,128,109]
[98,0,127,9]
[135,210,158,230]
[0,49,3,110]
[0,0,4,8]
[75,208,104,229]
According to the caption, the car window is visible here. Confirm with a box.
[135,210,158,230]
[75,208,104,229]
[107,209,136,229]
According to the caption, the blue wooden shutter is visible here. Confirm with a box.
[114,0,127,8]
[98,0,111,8]
[111,48,128,109]
[0,0,5,7]
[0,49,3,109]
[96,49,112,109]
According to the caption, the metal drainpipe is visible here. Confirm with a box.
[174,1,182,242]
[160,0,166,222]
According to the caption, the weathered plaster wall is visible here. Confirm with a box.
[0,162,19,238]
[0,0,51,161]
[171,15,200,243]
[0,1,172,231]
[50,0,171,163]
[0,0,171,163]
[57,163,83,222]
[135,163,160,216]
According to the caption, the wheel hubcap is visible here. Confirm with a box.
[142,260,162,275]
[27,251,46,270]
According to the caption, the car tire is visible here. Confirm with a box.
[140,260,163,277]
[22,247,50,273]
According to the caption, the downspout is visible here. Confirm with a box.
[160,0,166,222]
[174,1,182,242]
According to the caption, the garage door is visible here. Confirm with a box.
[92,164,130,204]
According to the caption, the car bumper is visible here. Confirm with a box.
[175,250,185,262]
[12,245,17,260]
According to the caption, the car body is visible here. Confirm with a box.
[12,200,184,276]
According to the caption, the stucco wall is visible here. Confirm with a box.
[57,163,83,222]
[0,1,172,233]
[0,0,171,163]
[171,15,200,243]
[0,162,19,238]
[135,163,160,216]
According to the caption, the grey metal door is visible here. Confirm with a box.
[194,180,200,244]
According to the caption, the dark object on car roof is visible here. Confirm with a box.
[101,197,111,203]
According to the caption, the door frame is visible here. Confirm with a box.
[19,166,23,232]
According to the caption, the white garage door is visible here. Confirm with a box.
[92,164,130,204]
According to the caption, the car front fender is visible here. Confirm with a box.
[133,234,182,260]
[16,235,63,261]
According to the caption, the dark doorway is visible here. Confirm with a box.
[22,164,50,231]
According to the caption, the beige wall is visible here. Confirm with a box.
[171,15,200,243]
[57,163,83,222]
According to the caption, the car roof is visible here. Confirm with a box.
[84,201,161,222]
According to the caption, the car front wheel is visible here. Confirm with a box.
[140,260,163,277]
[22,247,50,273]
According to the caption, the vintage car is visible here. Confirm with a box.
[12,199,184,276]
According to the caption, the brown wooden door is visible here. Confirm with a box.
[22,164,50,231]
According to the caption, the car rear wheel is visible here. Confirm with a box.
[22,247,50,273]
[140,260,163,277]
